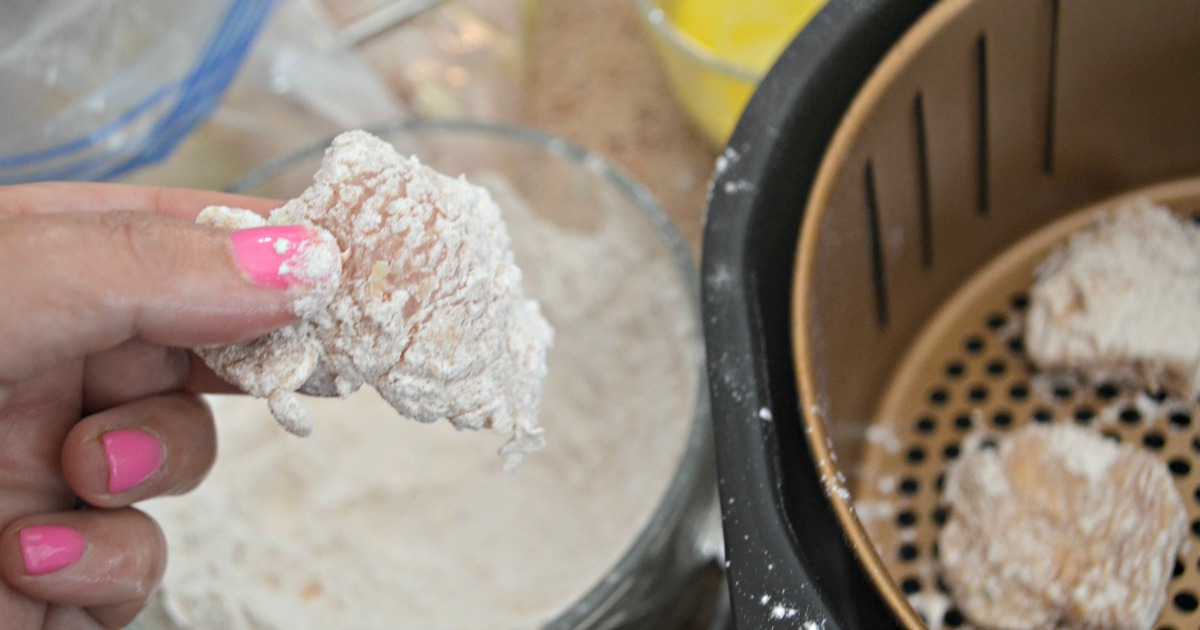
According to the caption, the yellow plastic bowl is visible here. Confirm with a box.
[636,0,825,147]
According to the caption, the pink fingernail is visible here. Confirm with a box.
[101,429,163,493]
[230,225,332,289]
[19,525,85,575]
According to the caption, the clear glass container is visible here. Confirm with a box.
[131,119,717,630]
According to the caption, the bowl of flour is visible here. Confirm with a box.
[130,119,715,630]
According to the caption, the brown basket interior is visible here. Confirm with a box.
[791,0,1200,627]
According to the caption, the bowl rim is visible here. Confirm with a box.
[632,0,761,82]
[229,117,716,629]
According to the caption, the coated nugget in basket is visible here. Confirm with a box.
[1025,200,1200,401]
[939,423,1187,629]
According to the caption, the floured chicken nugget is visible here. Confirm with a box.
[939,423,1186,629]
[196,130,554,468]
[1025,200,1200,399]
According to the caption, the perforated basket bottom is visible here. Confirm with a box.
[852,203,1200,630]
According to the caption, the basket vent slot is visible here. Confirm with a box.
[975,33,989,216]
[913,92,934,268]
[1043,0,1061,175]
[864,160,889,327]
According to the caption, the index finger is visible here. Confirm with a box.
[0,182,281,221]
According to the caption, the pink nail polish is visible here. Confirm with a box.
[101,429,163,493]
[19,525,85,575]
[229,225,321,289]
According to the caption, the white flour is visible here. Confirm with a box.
[141,171,699,629]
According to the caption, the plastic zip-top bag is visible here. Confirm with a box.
[0,0,275,184]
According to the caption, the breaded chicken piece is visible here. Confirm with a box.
[939,424,1186,629]
[195,131,553,468]
[1025,200,1200,399]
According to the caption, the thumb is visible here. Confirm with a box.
[0,210,338,388]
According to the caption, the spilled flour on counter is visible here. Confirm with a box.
[141,172,700,630]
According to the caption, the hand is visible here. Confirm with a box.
[0,183,326,628]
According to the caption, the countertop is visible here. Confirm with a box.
[132,0,719,250]
[519,0,718,254]
[329,0,720,253]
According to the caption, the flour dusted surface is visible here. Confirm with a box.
[143,172,700,629]
[195,131,552,467]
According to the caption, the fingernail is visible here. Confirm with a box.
[229,225,339,289]
[19,525,85,575]
[101,429,163,493]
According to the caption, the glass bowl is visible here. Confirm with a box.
[635,0,825,147]
[0,1,272,184]
[130,119,716,630]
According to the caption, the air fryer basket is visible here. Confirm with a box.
[704,0,1200,628]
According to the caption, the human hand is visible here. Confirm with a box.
[0,182,336,628]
